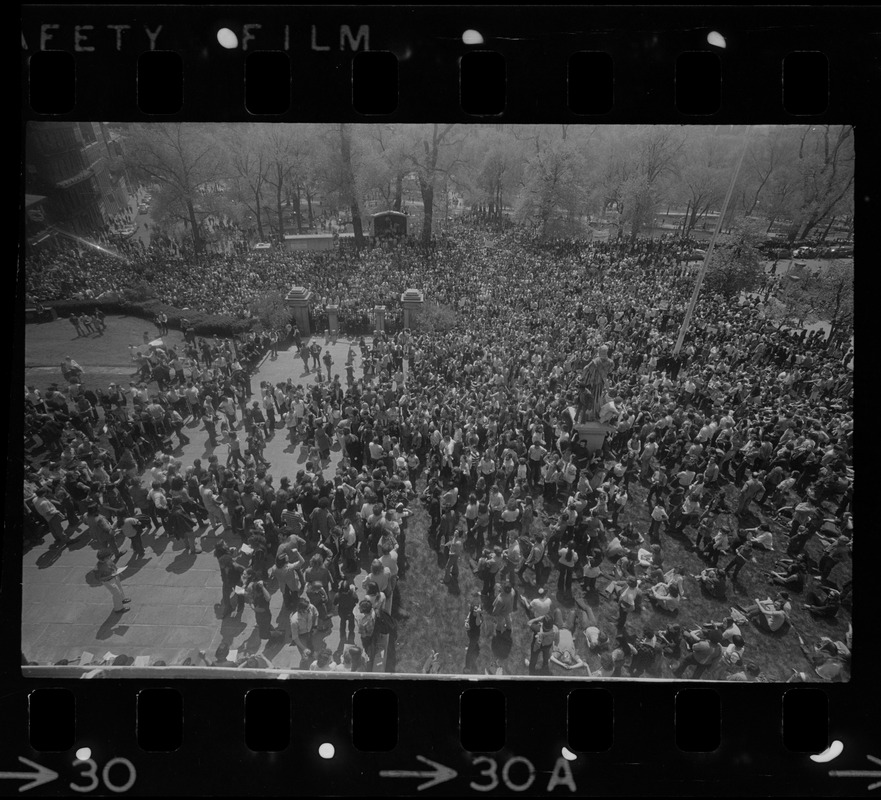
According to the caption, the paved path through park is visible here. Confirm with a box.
[21,335,380,670]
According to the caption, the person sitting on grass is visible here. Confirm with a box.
[766,554,809,592]
[692,567,727,600]
[648,581,681,613]
[548,608,591,672]
[725,661,764,682]
[700,615,743,643]
[637,544,664,574]
[740,522,776,551]
[736,596,790,634]
[791,633,849,681]
[720,635,747,671]
[655,623,683,658]
[803,587,841,618]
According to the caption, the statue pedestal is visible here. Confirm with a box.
[400,288,424,331]
[568,407,612,453]
[285,286,314,336]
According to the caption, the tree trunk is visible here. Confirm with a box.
[295,185,303,234]
[306,189,314,227]
[679,201,691,238]
[339,124,364,249]
[186,199,203,253]
[276,177,285,243]
[798,216,818,241]
[351,203,364,249]
[686,201,701,235]
[766,216,777,234]
[819,215,836,243]
[393,174,403,211]
[420,181,434,247]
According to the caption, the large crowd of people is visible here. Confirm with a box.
[22,219,853,678]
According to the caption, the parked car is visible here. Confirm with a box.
[253,242,272,250]
[138,203,149,214]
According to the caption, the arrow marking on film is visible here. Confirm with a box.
[0,757,59,793]
[380,755,457,791]
[829,754,881,791]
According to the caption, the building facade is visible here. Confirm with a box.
[25,122,131,240]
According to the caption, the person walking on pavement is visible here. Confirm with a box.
[202,408,219,447]
[322,349,333,381]
[95,548,130,613]
[310,340,322,371]
[215,542,245,618]
[167,498,200,554]
[300,343,311,374]
[85,504,125,560]
[227,432,247,468]
[33,487,70,547]
[120,516,147,559]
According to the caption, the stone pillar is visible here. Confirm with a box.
[400,288,425,331]
[285,286,314,336]
[374,305,386,334]
[327,305,339,343]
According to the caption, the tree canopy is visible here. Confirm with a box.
[118,123,855,250]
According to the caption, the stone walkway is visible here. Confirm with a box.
[21,335,383,670]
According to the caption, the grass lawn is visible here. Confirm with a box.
[24,316,187,393]
[391,473,851,680]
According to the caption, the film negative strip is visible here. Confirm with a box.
[11,3,877,796]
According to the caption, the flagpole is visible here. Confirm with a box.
[672,125,752,357]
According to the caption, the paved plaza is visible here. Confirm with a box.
[22,335,377,670]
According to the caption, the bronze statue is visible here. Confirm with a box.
[578,345,614,422]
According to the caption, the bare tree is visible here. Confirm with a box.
[224,124,270,241]
[124,123,226,253]
[792,125,855,242]
[403,124,463,247]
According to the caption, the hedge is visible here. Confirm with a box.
[41,298,255,338]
